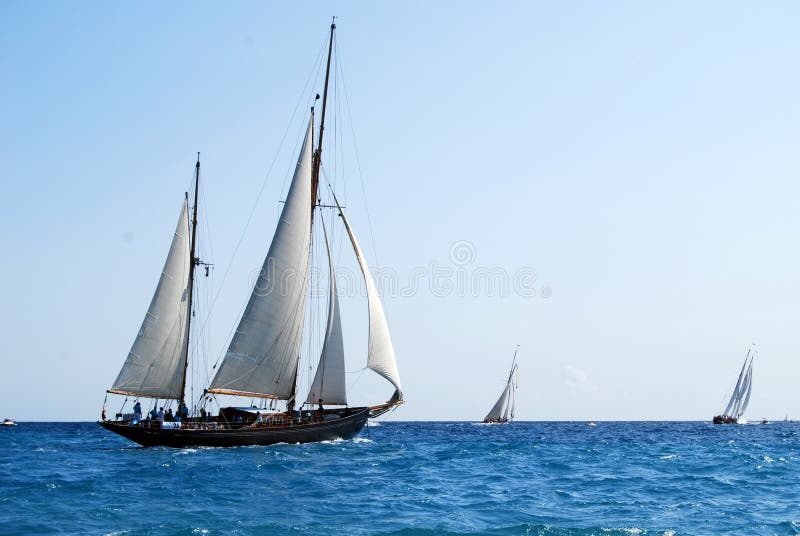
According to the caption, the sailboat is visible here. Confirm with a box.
[483,347,519,424]
[712,346,754,424]
[99,21,403,447]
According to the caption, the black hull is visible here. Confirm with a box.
[712,415,738,424]
[100,408,369,448]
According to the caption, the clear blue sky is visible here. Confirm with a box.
[2,2,799,421]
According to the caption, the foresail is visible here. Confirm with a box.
[306,218,347,405]
[209,120,313,399]
[110,199,191,399]
[336,201,402,398]
[485,382,510,422]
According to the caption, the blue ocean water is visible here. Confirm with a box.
[0,422,798,535]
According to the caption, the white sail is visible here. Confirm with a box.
[485,382,511,422]
[209,120,313,399]
[510,366,519,419]
[736,362,753,418]
[723,353,750,416]
[110,199,191,399]
[336,202,402,398]
[306,218,347,406]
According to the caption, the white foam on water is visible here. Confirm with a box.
[319,438,347,445]
[660,454,678,460]
[366,421,381,427]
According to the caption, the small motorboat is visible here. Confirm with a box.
[2,418,17,426]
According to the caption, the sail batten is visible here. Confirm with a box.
[306,218,347,405]
[208,120,314,399]
[110,200,192,399]
[335,200,402,398]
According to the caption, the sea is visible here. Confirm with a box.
[0,421,798,535]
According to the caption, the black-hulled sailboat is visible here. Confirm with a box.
[100,22,403,447]
[712,346,754,425]
[483,347,519,424]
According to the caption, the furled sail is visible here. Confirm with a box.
[208,120,313,399]
[336,200,402,398]
[485,382,511,422]
[306,218,347,406]
[110,199,191,399]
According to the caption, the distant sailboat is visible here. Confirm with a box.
[99,21,403,447]
[483,347,519,424]
[713,346,754,425]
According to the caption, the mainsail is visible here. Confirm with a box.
[306,218,347,405]
[208,120,314,399]
[733,361,753,419]
[336,200,402,399]
[110,199,191,399]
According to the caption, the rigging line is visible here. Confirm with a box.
[201,36,329,366]
[335,42,381,268]
[332,49,346,262]
[319,164,348,278]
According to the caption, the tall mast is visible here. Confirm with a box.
[311,18,335,211]
[290,20,335,413]
[179,154,200,406]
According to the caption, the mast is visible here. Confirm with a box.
[289,19,335,412]
[311,18,335,212]
[179,154,200,406]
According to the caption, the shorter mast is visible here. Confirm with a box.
[179,155,200,406]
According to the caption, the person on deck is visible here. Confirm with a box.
[178,401,189,421]
[133,401,142,421]
[156,407,165,423]
[165,408,173,421]
[200,407,207,421]
[256,412,263,425]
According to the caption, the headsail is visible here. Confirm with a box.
[485,382,511,422]
[208,120,314,399]
[306,218,347,406]
[110,199,191,399]
[335,201,402,399]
